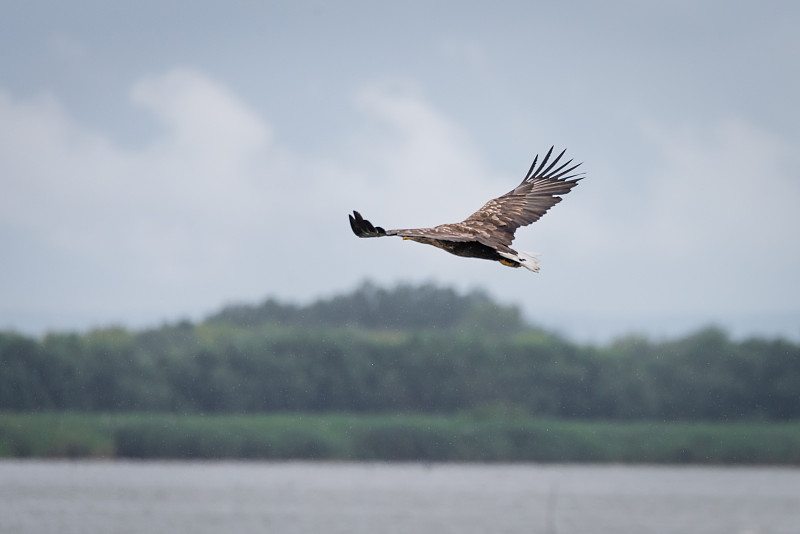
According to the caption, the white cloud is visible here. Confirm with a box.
[547,117,800,315]
[131,69,271,170]
[0,71,510,329]
[641,118,800,311]
[644,118,797,256]
[1,69,797,340]
[0,70,289,324]
[344,78,500,224]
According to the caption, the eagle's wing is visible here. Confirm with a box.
[349,211,476,241]
[461,147,583,253]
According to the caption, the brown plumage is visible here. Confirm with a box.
[348,147,584,272]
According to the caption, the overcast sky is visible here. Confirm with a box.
[1,1,798,342]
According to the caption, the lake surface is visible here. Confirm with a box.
[1,461,798,534]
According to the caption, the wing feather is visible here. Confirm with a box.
[387,224,477,242]
[350,211,476,242]
[462,147,583,251]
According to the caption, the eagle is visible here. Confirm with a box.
[348,147,583,272]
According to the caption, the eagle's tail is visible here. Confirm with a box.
[499,251,540,272]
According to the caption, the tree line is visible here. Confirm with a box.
[2,281,798,420]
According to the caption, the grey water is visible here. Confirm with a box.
[1,461,798,534]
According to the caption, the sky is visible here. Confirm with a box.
[1,1,799,343]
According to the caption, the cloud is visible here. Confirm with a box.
[344,78,498,222]
[0,70,288,325]
[641,118,800,311]
[131,69,271,169]
[0,70,511,330]
[1,68,797,340]
[643,118,797,256]
[550,116,800,315]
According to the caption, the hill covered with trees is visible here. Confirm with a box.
[2,281,799,420]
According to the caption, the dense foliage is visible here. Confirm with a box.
[4,412,800,464]
[2,281,799,420]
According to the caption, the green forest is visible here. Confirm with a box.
[2,281,799,462]
[3,281,799,419]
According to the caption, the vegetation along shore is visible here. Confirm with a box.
[2,282,798,462]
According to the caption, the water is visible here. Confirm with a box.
[1,461,798,534]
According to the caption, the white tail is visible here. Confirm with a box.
[499,251,540,272]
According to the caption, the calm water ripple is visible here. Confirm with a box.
[1,461,798,534]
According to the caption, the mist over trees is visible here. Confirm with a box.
[2,281,799,420]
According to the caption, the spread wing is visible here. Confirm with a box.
[349,147,583,252]
[349,211,477,241]
[461,146,583,253]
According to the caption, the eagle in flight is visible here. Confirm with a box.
[348,147,583,272]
